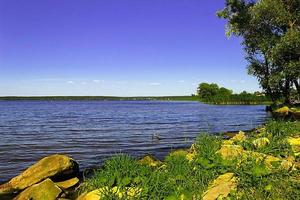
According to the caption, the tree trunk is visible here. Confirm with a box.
[294,79,300,100]
[284,79,291,105]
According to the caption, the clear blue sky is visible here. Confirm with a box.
[0,0,260,96]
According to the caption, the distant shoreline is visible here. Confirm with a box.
[0,96,199,101]
[0,96,271,105]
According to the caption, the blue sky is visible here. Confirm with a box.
[0,0,260,96]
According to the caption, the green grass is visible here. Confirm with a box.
[78,120,300,199]
[199,94,272,105]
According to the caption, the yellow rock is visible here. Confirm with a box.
[274,106,289,116]
[252,137,270,148]
[55,177,79,190]
[231,131,246,142]
[287,137,300,156]
[77,187,141,200]
[222,140,234,145]
[14,178,62,200]
[218,145,294,170]
[218,145,244,159]
[138,155,162,167]
[202,173,237,200]
[0,154,78,194]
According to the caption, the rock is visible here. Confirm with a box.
[55,177,80,190]
[14,178,62,200]
[231,131,246,142]
[0,154,79,194]
[252,137,270,148]
[222,131,246,145]
[274,106,290,116]
[287,137,300,156]
[218,145,244,159]
[138,155,162,167]
[202,173,237,200]
[77,187,141,200]
[281,159,295,171]
[218,145,294,170]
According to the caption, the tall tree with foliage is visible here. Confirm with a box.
[218,0,300,104]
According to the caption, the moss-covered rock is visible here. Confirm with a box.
[218,145,244,159]
[0,154,79,194]
[202,173,237,200]
[14,178,62,200]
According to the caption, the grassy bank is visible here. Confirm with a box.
[0,96,199,101]
[199,95,272,105]
[77,120,300,199]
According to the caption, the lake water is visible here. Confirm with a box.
[0,100,270,182]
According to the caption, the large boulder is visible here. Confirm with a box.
[0,154,79,194]
[14,178,62,200]
[202,173,237,200]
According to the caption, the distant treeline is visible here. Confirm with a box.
[197,83,271,105]
[0,96,199,101]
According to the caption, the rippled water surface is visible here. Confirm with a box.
[0,100,270,181]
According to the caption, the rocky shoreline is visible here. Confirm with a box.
[1,121,299,199]
[1,108,299,200]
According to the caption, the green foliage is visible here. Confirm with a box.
[218,0,300,103]
[79,120,300,199]
[232,158,300,200]
[197,82,271,104]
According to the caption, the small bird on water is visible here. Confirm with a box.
[152,133,161,141]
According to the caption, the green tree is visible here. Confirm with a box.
[219,87,233,96]
[218,0,300,104]
[197,83,219,98]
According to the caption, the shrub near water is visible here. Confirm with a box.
[79,120,300,199]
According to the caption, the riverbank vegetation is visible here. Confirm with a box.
[218,0,300,105]
[196,82,271,105]
[76,120,300,200]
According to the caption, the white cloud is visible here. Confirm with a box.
[67,81,74,84]
[240,80,246,84]
[93,79,103,83]
[81,81,87,85]
[149,82,161,86]
[177,80,185,83]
